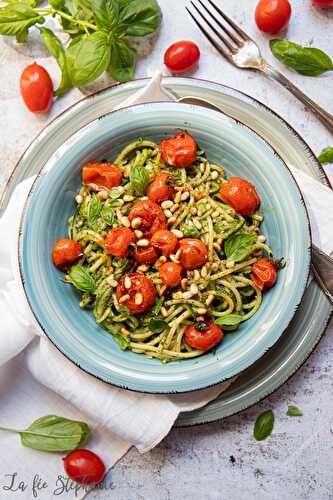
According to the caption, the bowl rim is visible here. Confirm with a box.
[18,99,312,394]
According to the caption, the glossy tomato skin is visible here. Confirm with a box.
[128,200,167,239]
[159,261,183,288]
[184,321,223,351]
[219,177,260,216]
[312,0,333,7]
[151,230,178,257]
[105,227,135,257]
[52,239,84,271]
[147,172,175,203]
[255,0,291,34]
[116,272,157,314]
[179,238,208,270]
[134,245,159,265]
[251,258,277,291]
[160,133,197,168]
[63,449,105,485]
[82,163,122,191]
[20,63,53,113]
[164,40,200,74]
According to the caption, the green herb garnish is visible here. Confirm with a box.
[287,405,303,417]
[68,265,96,293]
[318,147,333,165]
[253,410,274,441]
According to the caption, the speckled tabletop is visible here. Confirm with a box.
[1,0,333,499]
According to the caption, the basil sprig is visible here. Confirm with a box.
[253,410,275,441]
[130,165,151,195]
[215,314,243,326]
[318,147,333,165]
[68,265,96,293]
[224,232,257,262]
[270,39,333,77]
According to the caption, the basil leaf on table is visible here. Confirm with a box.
[318,147,333,165]
[68,265,96,293]
[215,314,243,326]
[270,39,333,77]
[118,0,161,37]
[0,4,45,42]
[224,232,257,262]
[148,319,168,334]
[88,193,102,225]
[130,164,150,195]
[112,333,130,350]
[108,38,137,83]
[253,410,275,441]
[287,405,303,417]
[91,0,119,30]
[39,27,72,96]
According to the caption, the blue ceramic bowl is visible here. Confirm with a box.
[19,102,311,393]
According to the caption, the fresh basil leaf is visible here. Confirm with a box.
[88,193,102,225]
[66,31,111,87]
[108,186,123,199]
[270,39,333,77]
[215,314,243,326]
[253,410,274,441]
[90,0,118,30]
[130,164,150,195]
[183,218,200,238]
[108,38,137,83]
[68,265,96,293]
[152,298,163,316]
[112,333,130,350]
[224,232,257,262]
[39,27,72,96]
[287,405,303,417]
[101,206,115,226]
[0,4,45,40]
[118,0,161,37]
[148,319,168,334]
[318,147,333,165]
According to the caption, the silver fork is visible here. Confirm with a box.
[186,0,333,134]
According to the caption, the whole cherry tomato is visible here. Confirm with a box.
[52,239,84,271]
[184,321,223,351]
[116,272,157,314]
[20,62,53,113]
[251,258,277,291]
[63,449,105,485]
[312,0,333,7]
[219,177,260,216]
[128,200,167,239]
[159,261,183,288]
[179,238,208,270]
[255,0,291,34]
[134,245,159,265]
[160,133,197,168]
[105,227,135,257]
[82,163,122,192]
[164,40,200,74]
[151,230,178,257]
[147,172,175,203]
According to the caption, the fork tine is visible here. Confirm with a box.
[206,0,251,42]
[196,0,243,47]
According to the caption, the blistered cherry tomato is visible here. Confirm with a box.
[20,62,53,113]
[52,239,84,271]
[160,133,197,168]
[164,40,200,74]
[179,238,208,270]
[82,163,122,192]
[105,227,135,257]
[116,272,157,314]
[128,200,167,239]
[251,258,277,291]
[184,321,223,351]
[134,245,159,265]
[63,449,105,485]
[147,172,175,203]
[151,230,178,257]
[219,177,260,216]
[255,0,291,34]
[159,261,183,288]
[312,0,333,7]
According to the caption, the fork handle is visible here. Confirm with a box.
[260,62,333,134]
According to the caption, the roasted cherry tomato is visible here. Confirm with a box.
[63,449,105,485]
[134,245,159,265]
[52,239,84,271]
[179,238,208,270]
[160,133,197,168]
[164,40,200,74]
[147,172,175,203]
[255,0,291,34]
[82,163,122,192]
[151,230,178,257]
[128,200,167,239]
[312,0,333,7]
[159,261,183,288]
[20,62,53,113]
[184,321,223,351]
[116,272,157,314]
[251,258,277,291]
[105,227,135,257]
[219,177,260,216]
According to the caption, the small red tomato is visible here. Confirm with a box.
[116,273,157,314]
[160,133,197,168]
[312,0,333,7]
[20,62,53,113]
[159,261,183,288]
[105,227,135,257]
[255,0,291,34]
[52,239,84,271]
[184,321,223,351]
[147,172,175,203]
[82,163,122,192]
[179,238,208,270]
[63,449,105,485]
[164,40,200,74]
[134,245,159,265]
[219,177,260,216]
[151,230,178,257]
[128,200,167,239]
[251,258,277,291]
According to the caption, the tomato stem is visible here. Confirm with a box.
[33,8,98,31]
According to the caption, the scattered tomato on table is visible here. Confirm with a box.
[164,40,200,74]
[20,62,53,113]
[63,449,105,485]
[312,0,333,7]
[255,0,292,34]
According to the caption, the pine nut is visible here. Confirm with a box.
[124,276,132,289]
[211,262,219,271]
[121,327,130,336]
[159,256,167,263]
[106,276,118,287]
[137,264,148,272]
[226,260,235,269]
[196,316,205,322]
[174,191,182,203]
[97,190,108,200]
[213,243,221,252]
[211,171,219,180]
[206,294,214,306]
[123,166,131,178]
[193,219,202,230]
[190,207,197,216]
[161,200,173,209]
[258,235,266,243]
[141,196,148,201]
[119,294,130,303]
[212,210,220,218]
[135,293,143,305]
[180,191,190,201]
[170,254,180,264]
[170,203,179,213]
[137,239,149,247]
[75,194,83,204]
[201,265,208,278]
[193,270,200,280]
[172,291,183,300]
[159,285,167,296]
[161,307,168,317]
[175,248,182,260]
[190,283,198,295]
[164,209,173,218]
[174,186,184,192]
[168,216,176,225]
[131,217,142,229]
[182,291,193,300]
[171,229,183,239]
[121,217,130,227]
[181,278,188,289]
[200,163,206,174]
[134,230,143,239]
[124,194,135,202]
[217,238,223,245]
[197,308,207,315]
